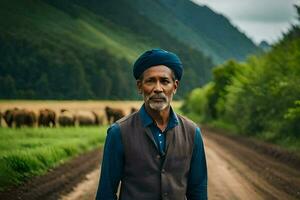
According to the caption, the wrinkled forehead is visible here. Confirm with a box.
[140,65,175,80]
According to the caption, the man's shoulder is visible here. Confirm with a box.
[107,122,121,134]
[175,114,199,143]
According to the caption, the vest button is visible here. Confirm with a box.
[161,169,165,173]
[164,192,168,196]
[156,155,160,159]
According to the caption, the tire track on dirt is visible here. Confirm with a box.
[0,148,102,200]
[204,128,300,200]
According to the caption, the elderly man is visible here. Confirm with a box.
[96,49,207,200]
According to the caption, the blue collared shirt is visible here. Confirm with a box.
[96,105,207,200]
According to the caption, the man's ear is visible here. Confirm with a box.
[173,80,179,94]
[137,80,142,94]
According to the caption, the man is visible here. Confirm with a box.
[96,49,207,200]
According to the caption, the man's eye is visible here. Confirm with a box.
[161,80,170,84]
[145,79,154,83]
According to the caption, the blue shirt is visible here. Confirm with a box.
[96,105,207,200]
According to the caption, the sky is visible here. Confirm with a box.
[192,0,299,44]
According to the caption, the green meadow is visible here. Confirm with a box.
[0,126,107,191]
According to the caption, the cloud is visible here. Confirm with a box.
[192,0,299,23]
[234,20,291,43]
[191,0,299,43]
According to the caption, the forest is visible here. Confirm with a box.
[182,5,300,145]
[0,0,258,100]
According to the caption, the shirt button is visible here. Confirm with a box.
[159,134,162,137]
[164,192,168,196]
[161,169,165,173]
[156,155,160,159]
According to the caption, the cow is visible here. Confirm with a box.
[3,108,37,128]
[105,106,125,124]
[76,111,103,126]
[58,109,75,127]
[38,108,56,127]
[3,108,18,127]
[0,111,2,127]
[76,111,95,126]
[14,109,37,128]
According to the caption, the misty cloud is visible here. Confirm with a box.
[193,0,298,22]
[192,0,299,43]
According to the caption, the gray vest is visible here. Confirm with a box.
[117,111,197,200]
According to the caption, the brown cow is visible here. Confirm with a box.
[13,109,36,128]
[76,111,95,126]
[3,108,18,127]
[92,111,104,125]
[38,109,56,127]
[76,111,103,126]
[58,109,75,127]
[105,106,125,124]
[0,111,2,127]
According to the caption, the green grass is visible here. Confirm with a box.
[0,126,107,191]
[204,119,300,153]
[256,131,300,152]
[182,109,300,152]
[206,119,239,135]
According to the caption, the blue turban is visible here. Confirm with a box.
[133,49,183,80]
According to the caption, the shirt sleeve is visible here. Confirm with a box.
[186,127,208,200]
[95,123,124,200]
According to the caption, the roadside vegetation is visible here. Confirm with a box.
[182,6,300,151]
[0,126,107,191]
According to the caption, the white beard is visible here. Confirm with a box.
[149,100,168,111]
[143,93,172,111]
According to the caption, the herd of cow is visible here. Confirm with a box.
[0,106,139,128]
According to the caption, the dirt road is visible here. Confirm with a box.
[1,127,299,200]
[60,128,300,200]
[205,129,300,200]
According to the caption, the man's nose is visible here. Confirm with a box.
[153,82,163,93]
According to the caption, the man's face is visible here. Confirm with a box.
[137,65,178,111]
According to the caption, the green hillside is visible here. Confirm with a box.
[0,0,147,99]
[0,0,257,99]
[128,0,259,63]
[182,6,300,149]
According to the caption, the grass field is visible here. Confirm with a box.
[0,126,107,191]
[0,100,183,191]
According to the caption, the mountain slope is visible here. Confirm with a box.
[130,0,259,63]
[71,0,258,63]
[0,0,214,99]
[0,0,257,99]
